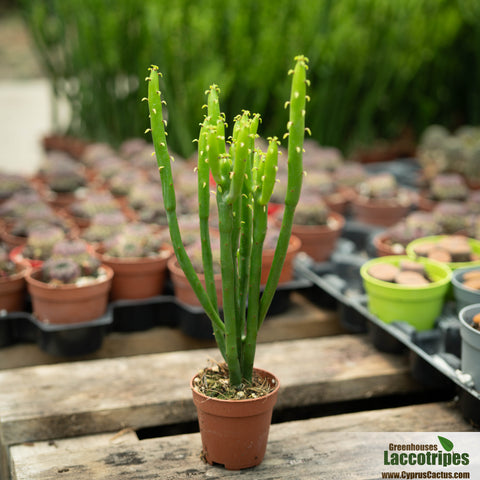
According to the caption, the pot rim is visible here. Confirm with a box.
[360,255,452,291]
[25,264,114,290]
[459,303,480,335]
[190,367,280,405]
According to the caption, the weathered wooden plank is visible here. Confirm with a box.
[0,335,424,446]
[0,293,343,370]
[10,403,475,480]
[0,334,440,480]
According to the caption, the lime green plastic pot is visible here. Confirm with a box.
[406,235,480,271]
[360,255,452,330]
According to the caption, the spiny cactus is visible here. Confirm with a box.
[429,173,469,201]
[103,223,167,258]
[292,195,330,226]
[433,201,469,234]
[147,55,309,386]
[0,244,17,277]
[358,172,398,199]
[42,257,82,284]
[23,226,66,261]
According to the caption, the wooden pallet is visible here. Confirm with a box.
[9,403,473,480]
[0,331,465,480]
[0,289,476,479]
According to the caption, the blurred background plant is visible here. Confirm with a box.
[16,0,480,159]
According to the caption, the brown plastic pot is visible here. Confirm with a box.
[168,256,223,308]
[288,211,345,262]
[0,265,27,312]
[352,196,411,227]
[26,265,113,325]
[97,248,172,300]
[260,234,301,285]
[191,368,280,470]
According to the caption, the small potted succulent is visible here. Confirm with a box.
[351,172,415,227]
[39,151,87,209]
[451,266,480,313]
[372,211,442,256]
[0,243,27,313]
[10,225,66,269]
[275,193,344,263]
[68,189,123,229]
[81,211,128,245]
[0,172,31,204]
[146,55,308,469]
[459,303,480,391]
[96,222,173,300]
[360,255,452,331]
[417,172,470,212]
[25,238,113,325]
[432,201,470,235]
[406,234,480,271]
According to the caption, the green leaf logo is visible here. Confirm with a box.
[438,436,454,452]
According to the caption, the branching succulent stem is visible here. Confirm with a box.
[147,56,308,387]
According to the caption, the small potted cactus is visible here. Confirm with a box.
[418,172,470,211]
[68,189,123,229]
[95,222,173,300]
[10,225,66,268]
[275,193,344,262]
[351,172,415,227]
[372,211,442,256]
[147,55,308,470]
[81,211,128,245]
[25,238,113,325]
[0,242,27,313]
[39,151,87,209]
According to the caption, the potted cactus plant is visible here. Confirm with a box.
[351,172,415,227]
[25,238,113,325]
[275,193,344,262]
[95,222,172,300]
[146,55,308,470]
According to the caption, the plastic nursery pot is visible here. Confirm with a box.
[351,196,411,227]
[167,256,223,308]
[25,265,113,325]
[96,248,172,301]
[451,266,480,313]
[288,211,345,263]
[372,231,406,257]
[459,304,480,390]
[0,264,28,312]
[360,255,452,331]
[406,235,480,271]
[191,368,280,470]
[260,234,302,284]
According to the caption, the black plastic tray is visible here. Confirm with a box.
[0,276,312,357]
[293,253,480,426]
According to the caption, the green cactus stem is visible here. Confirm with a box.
[147,56,309,386]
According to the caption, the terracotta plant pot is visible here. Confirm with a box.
[191,368,280,470]
[0,264,28,312]
[351,196,411,227]
[26,265,113,325]
[168,256,223,308]
[260,234,301,285]
[288,211,345,262]
[97,249,172,301]
[372,231,407,257]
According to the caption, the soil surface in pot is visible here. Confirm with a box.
[192,362,276,400]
